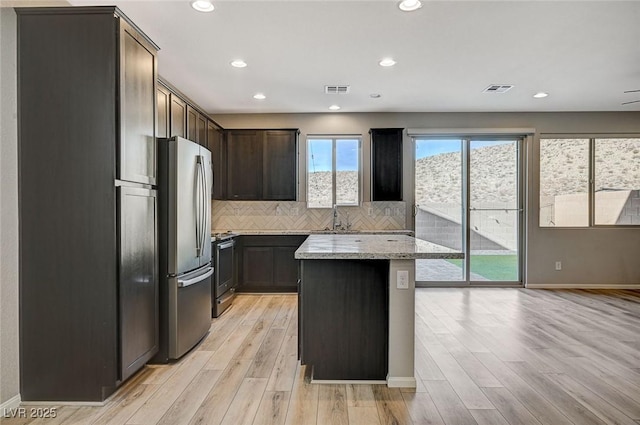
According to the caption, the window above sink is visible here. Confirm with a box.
[306,135,361,208]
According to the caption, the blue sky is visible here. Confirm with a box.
[308,139,359,172]
[416,139,513,159]
[308,138,513,169]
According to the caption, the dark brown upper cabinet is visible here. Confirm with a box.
[225,129,298,201]
[207,120,226,199]
[157,85,170,139]
[169,94,186,138]
[119,17,158,186]
[263,130,297,200]
[370,128,403,201]
[197,114,207,146]
[226,130,264,200]
[186,105,198,142]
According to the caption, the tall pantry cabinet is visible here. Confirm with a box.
[17,7,159,401]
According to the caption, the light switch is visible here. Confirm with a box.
[397,270,409,289]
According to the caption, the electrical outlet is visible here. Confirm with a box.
[555,261,562,271]
[397,270,409,289]
[394,207,401,216]
[384,208,391,216]
[368,207,373,217]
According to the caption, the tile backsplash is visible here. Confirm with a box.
[211,201,406,231]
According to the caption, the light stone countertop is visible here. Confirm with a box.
[294,234,464,260]
[211,229,413,237]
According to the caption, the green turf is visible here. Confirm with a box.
[446,255,518,281]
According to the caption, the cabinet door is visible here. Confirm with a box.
[207,121,225,199]
[157,85,170,139]
[301,259,388,380]
[197,114,207,146]
[242,247,274,287]
[227,130,263,200]
[187,105,198,142]
[263,130,297,200]
[273,246,299,290]
[119,19,157,185]
[170,94,186,138]
[118,187,159,381]
[371,128,403,201]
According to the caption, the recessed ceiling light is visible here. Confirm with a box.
[370,93,381,98]
[398,0,422,12]
[230,60,247,68]
[253,93,266,100]
[379,58,396,67]
[191,0,214,12]
[329,105,341,111]
[533,92,549,98]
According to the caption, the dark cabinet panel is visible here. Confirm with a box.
[371,128,403,201]
[197,114,207,146]
[157,85,170,139]
[263,130,297,200]
[187,105,198,142]
[119,19,157,186]
[237,235,306,292]
[224,129,297,201]
[17,6,159,402]
[207,121,225,199]
[226,130,263,200]
[118,187,159,381]
[170,94,186,138]
[300,259,388,380]
[273,246,299,290]
[242,247,274,287]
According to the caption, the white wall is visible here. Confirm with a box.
[213,112,640,287]
[0,6,20,407]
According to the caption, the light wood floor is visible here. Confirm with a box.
[4,288,640,425]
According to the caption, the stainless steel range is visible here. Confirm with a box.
[212,232,238,317]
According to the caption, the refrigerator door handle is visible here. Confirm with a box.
[177,266,214,288]
[200,155,207,255]
[195,157,203,257]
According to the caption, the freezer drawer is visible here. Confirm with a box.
[168,266,212,359]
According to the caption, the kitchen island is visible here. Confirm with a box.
[295,234,463,388]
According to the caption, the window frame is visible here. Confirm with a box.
[539,134,640,228]
[306,135,362,208]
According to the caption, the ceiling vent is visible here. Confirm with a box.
[483,84,514,93]
[325,85,351,94]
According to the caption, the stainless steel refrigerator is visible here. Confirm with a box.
[156,136,213,361]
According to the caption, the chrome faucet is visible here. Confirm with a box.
[332,204,341,230]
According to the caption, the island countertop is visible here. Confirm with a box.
[295,234,464,260]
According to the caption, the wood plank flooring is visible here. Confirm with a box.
[4,288,640,425]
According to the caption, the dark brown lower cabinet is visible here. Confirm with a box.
[118,187,159,382]
[236,235,307,292]
[300,259,389,380]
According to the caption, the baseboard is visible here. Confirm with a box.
[526,283,640,289]
[20,400,105,407]
[0,394,21,411]
[386,376,417,388]
[311,379,387,385]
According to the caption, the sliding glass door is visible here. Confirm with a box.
[414,136,523,285]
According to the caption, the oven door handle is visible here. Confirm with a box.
[217,240,235,250]
[217,288,235,304]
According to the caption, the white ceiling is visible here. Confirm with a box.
[66,0,640,114]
